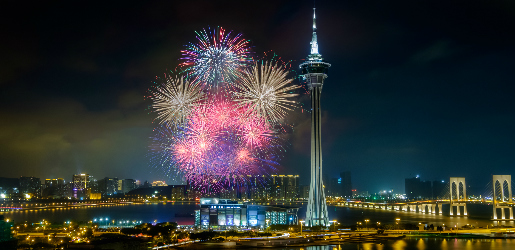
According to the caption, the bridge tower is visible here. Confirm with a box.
[449,177,467,216]
[492,175,513,220]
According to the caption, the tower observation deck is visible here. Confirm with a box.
[299,7,331,227]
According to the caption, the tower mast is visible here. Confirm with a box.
[300,7,331,227]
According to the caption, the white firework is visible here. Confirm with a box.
[233,62,300,124]
[151,76,205,125]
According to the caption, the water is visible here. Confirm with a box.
[0,202,198,224]
[3,203,515,249]
[1,202,514,228]
[324,204,514,228]
[258,239,515,250]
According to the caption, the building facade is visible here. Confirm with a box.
[270,175,299,201]
[19,176,41,199]
[72,173,90,199]
[195,198,298,229]
[72,174,89,190]
[405,176,432,199]
[98,177,119,196]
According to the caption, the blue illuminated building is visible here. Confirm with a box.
[195,198,298,229]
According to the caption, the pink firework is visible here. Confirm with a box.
[164,93,280,190]
[150,28,300,195]
[240,117,273,148]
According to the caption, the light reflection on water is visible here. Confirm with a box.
[261,239,515,250]
[2,203,515,229]
[324,205,515,228]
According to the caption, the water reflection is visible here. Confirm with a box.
[416,239,426,250]
[326,205,515,228]
[3,203,515,229]
[440,238,448,250]
[272,239,515,250]
[391,240,407,250]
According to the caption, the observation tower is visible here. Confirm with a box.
[300,8,331,227]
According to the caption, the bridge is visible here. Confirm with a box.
[329,175,515,221]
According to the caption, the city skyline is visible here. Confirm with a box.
[1,1,514,193]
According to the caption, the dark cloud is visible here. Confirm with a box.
[0,97,152,180]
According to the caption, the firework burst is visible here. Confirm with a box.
[150,29,301,195]
[179,27,253,87]
[150,75,205,126]
[232,61,300,125]
[152,94,281,192]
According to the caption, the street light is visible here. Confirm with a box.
[364,219,369,230]
[265,219,270,239]
[299,220,305,236]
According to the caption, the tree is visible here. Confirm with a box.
[121,228,142,235]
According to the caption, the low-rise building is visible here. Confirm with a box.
[195,198,298,229]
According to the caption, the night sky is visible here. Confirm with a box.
[1,1,514,193]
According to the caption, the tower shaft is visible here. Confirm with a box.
[306,85,328,226]
[300,7,331,227]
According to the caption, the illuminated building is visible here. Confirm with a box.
[270,175,299,200]
[126,185,187,200]
[195,198,298,229]
[89,193,101,200]
[72,173,90,199]
[300,7,331,227]
[152,181,167,187]
[44,178,65,187]
[72,173,89,190]
[98,177,118,196]
[19,176,41,199]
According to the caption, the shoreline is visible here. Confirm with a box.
[175,230,515,249]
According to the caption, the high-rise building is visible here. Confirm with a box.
[72,174,89,190]
[98,177,119,196]
[19,177,41,199]
[72,173,90,199]
[170,185,186,200]
[271,175,299,201]
[45,178,65,187]
[243,175,271,200]
[405,176,432,199]
[327,172,352,198]
[89,178,100,194]
[301,7,331,227]
[340,171,352,197]
[300,185,310,200]
[121,179,137,194]
[405,177,419,199]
